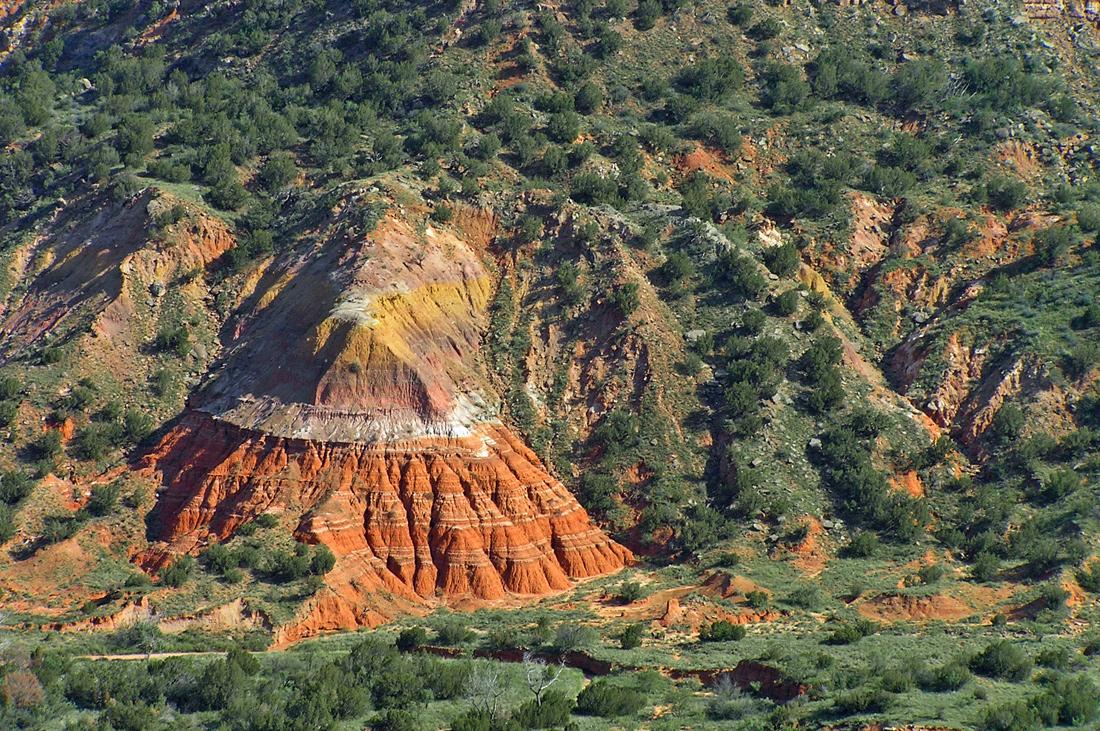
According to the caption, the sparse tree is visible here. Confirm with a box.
[464,662,506,722]
[522,651,566,707]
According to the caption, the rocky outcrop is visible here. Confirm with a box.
[146,413,631,603]
[141,197,631,639]
[1024,0,1100,26]
[200,211,496,443]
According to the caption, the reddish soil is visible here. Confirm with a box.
[674,145,734,181]
[858,593,975,623]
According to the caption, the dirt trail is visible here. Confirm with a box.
[77,651,225,661]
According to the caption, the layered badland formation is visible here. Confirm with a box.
[137,204,631,634]
[0,3,1099,727]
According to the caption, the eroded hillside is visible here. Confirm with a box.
[1,0,1099,727]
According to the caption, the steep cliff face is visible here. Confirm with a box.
[140,197,630,635]
[144,413,629,602]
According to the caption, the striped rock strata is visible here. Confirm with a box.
[142,200,630,637]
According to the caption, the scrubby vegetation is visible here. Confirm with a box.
[1,0,1099,726]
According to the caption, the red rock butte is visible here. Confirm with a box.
[141,204,631,637]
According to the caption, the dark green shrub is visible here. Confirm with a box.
[773,289,799,316]
[807,48,889,106]
[726,4,752,24]
[254,513,279,529]
[717,251,766,300]
[784,584,822,610]
[258,152,298,191]
[435,619,474,646]
[0,470,33,505]
[153,323,191,357]
[660,252,695,287]
[371,709,422,731]
[1077,203,1100,233]
[980,175,1028,212]
[892,59,947,112]
[634,0,660,29]
[555,262,584,306]
[978,700,1039,731]
[575,680,647,716]
[745,590,769,609]
[825,619,878,645]
[0,400,16,428]
[918,660,971,691]
[150,368,173,397]
[880,667,913,693]
[161,556,195,587]
[547,111,580,143]
[988,404,1024,447]
[85,483,120,517]
[574,82,603,114]
[73,423,123,461]
[451,711,491,731]
[970,640,1032,682]
[1072,303,1100,330]
[1034,674,1098,725]
[310,545,336,575]
[123,410,154,443]
[1036,469,1080,504]
[615,581,646,604]
[571,171,620,206]
[0,504,15,543]
[741,309,767,335]
[747,17,780,41]
[0,375,22,400]
[918,563,947,585]
[202,543,239,574]
[834,687,890,714]
[511,690,573,728]
[431,203,453,223]
[1063,341,1100,380]
[686,113,742,155]
[676,57,744,101]
[396,627,429,652]
[699,620,746,642]
[1077,561,1100,593]
[612,282,640,315]
[760,64,809,113]
[863,164,917,197]
[762,242,799,277]
[553,623,598,652]
[619,623,645,649]
[60,382,96,412]
[205,174,249,210]
[27,430,62,461]
[1033,225,1077,267]
[1035,645,1072,670]
[806,368,844,414]
[40,513,86,544]
[970,552,1000,582]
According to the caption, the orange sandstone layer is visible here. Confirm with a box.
[143,412,631,608]
[137,201,629,640]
